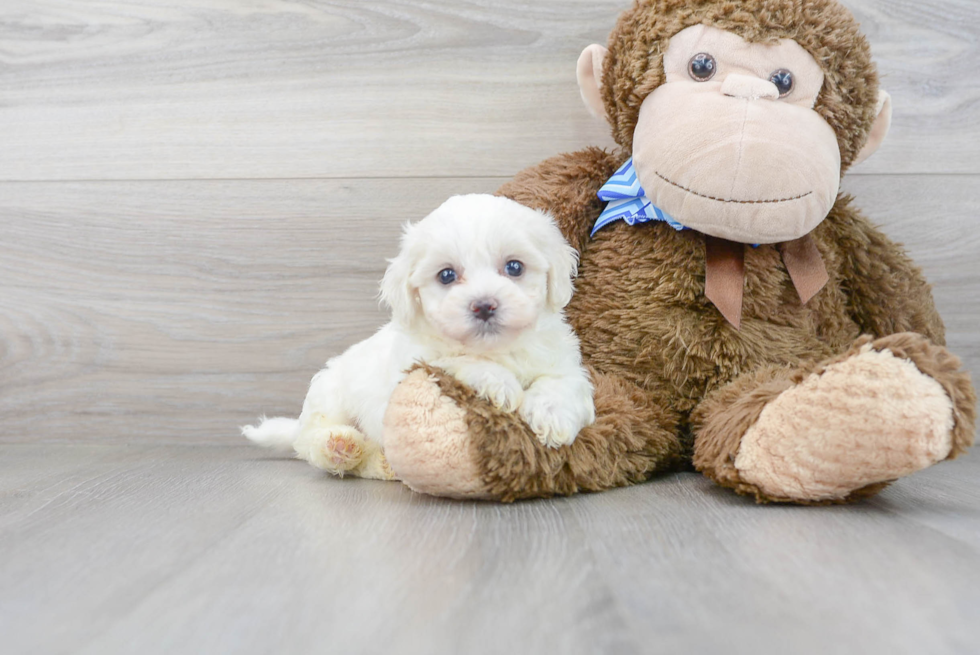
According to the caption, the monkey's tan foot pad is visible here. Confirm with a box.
[383,368,493,499]
[734,334,974,502]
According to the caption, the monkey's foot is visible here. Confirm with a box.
[733,334,974,502]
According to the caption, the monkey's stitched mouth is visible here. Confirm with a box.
[654,171,812,204]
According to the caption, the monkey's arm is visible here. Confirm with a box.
[827,199,945,344]
[496,147,626,254]
[384,364,685,501]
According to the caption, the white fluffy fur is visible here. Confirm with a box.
[243,194,596,474]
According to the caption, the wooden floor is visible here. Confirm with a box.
[1,1,978,653]
[2,444,979,655]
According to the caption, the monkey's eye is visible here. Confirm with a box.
[769,69,794,98]
[504,260,524,277]
[438,268,457,285]
[688,53,717,81]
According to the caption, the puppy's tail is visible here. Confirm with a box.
[241,416,300,452]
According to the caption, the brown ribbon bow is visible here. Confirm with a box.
[704,233,829,329]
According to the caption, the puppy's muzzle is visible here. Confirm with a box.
[470,299,498,322]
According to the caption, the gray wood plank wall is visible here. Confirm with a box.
[2,0,978,443]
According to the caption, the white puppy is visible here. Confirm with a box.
[242,194,595,479]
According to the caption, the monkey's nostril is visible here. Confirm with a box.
[471,300,498,322]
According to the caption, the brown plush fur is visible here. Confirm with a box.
[501,148,946,420]
[493,140,975,502]
[391,0,977,503]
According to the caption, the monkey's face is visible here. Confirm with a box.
[632,26,839,244]
[578,22,891,245]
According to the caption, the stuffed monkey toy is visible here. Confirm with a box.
[381,0,977,503]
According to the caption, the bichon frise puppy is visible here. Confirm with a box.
[243,194,595,479]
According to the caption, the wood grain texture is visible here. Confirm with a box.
[1,175,976,445]
[0,444,978,655]
[0,0,978,180]
[0,177,502,443]
[839,175,980,368]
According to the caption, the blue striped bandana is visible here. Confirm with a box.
[591,157,687,237]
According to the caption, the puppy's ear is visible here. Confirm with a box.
[379,223,422,327]
[539,217,579,312]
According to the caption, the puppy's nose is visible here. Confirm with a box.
[471,300,498,322]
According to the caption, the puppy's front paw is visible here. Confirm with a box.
[519,386,589,448]
[468,370,524,412]
[434,359,524,412]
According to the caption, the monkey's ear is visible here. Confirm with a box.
[577,44,608,120]
[852,90,892,166]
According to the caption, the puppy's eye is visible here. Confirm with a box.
[504,260,524,277]
[438,268,457,285]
